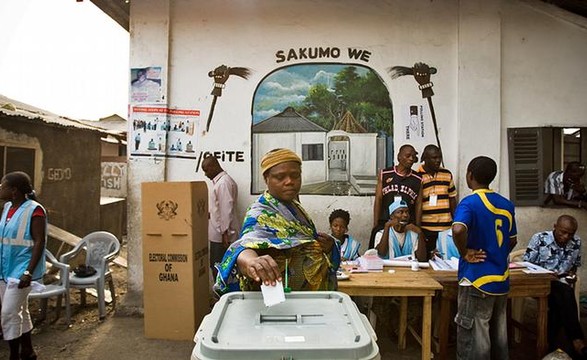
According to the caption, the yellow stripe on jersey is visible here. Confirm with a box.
[471,269,510,289]
[474,189,513,232]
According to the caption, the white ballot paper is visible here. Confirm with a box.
[260,280,286,307]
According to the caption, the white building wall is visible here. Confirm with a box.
[126,0,587,302]
[348,133,378,176]
[298,132,327,185]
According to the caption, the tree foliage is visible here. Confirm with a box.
[297,67,393,134]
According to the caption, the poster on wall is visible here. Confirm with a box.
[130,66,164,104]
[166,109,201,158]
[130,106,168,156]
[129,106,201,158]
[403,104,427,141]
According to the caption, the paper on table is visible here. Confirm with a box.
[429,256,459,271]
[382,259,430,268]
[260,280,286,307]
[516,262,553,274]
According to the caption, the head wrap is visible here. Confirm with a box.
[388,199,408,217]
[260,148,302,175]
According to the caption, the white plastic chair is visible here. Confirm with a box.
[60,231,120,320]
[29,249,71,324]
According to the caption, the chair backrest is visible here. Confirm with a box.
[81,231,121,270]
[510,248,526,262]
[29,249,70,297]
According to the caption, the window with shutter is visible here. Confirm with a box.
[508,127,585,207]
[508,128,544,206]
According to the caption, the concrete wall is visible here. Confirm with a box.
[126,0,587,303]
[0,115,102,237]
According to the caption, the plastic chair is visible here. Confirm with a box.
[60,231,120,320]
[510,248,581,343]
[28,249,71,324]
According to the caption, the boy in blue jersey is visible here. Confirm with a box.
[452,156,518,359]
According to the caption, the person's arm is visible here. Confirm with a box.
[523,233,542,265]
[236,249,282,286]
[373,172,383,227]
[449,197,457,218]
[19,213,46,289]
[448,175,458,217]
[316,232,335,254]
[551,194,585,209]
[406,223,426,262]
[375,221,394,257]
[509,236,518,252]
[452,223,486,263]
[415,187,423,227]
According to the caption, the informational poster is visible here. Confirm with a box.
[129,106,201,158]
[166,109,201,158]
[403,104,426,140]
[130,66,164,104]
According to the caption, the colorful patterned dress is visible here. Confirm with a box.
[214,191,340,295]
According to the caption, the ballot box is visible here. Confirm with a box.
[142,181,209,340]
[192,291,380,360]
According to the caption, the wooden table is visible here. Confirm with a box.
[428,268,553,360]
[337,268,442,360]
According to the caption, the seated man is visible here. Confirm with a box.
[523,215,587,357]
[373,199,426,261]
[544,162,586,209]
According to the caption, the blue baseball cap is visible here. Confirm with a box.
[388,199,408,216]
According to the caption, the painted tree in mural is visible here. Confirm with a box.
[297,66,392,134]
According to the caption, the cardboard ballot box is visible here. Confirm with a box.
[142,181,209,340]
[192,291,380,360]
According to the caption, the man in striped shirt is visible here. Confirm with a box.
[416,144,457,259]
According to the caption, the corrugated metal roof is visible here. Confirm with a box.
[80,114,127,135]
[253,107,327,133]
[0,94,116,135]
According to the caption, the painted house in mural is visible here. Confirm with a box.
[328,111,381,194]
[252,107,327,192]
[252,107,381,195]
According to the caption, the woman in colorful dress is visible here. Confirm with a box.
[214,148,340,295]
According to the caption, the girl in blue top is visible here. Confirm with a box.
[0,171,46,360]
[329,209,361,261]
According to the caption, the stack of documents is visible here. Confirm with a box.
[513,262,553,274]
[429,256,459,271]
[358,255,384,271]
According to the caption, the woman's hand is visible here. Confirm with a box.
[238,249,282,286]
[18,274,32,289]
[316,232,334,254]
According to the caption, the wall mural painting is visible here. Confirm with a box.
[206,64,252,132]
[251,63,393,196]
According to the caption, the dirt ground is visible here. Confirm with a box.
[1,244,586,359]
[0,243,194,360]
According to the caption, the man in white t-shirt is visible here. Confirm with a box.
[373,199,426,261]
